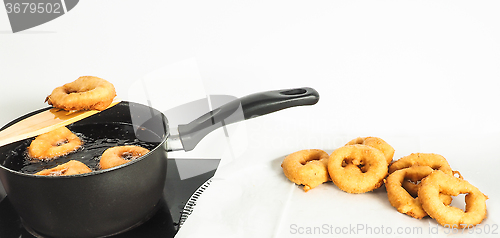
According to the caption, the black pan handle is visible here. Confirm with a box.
[174,87,319,151]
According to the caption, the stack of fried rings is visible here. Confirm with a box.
[385,166,452,219]
[388,153,462,197]
[387,153,488,227]
[281,137,488,227]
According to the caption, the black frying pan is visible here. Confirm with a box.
[0,88,319,238]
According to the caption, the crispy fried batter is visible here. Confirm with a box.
[389,153,453,174]
[386,166,452,219]
[419,170,488,228]
[389,153,455,196]
[346,137,395,164]
[46,76,116,111]
[328,145,388,194]
[28,126,81,160]
[35,160,91,176]
[100,145,150,170]
[281,149,330,192]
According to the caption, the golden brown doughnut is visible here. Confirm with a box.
[45,76,116,111]
[389,153,455,196]
[419,170,488,228]
[28,126,82,160]
[385,166,452,219]
[328,145,388,194]
[346,137,395,163]
[35,160,91,176]
[281,149,330,192]
[100,145,150,170]
[389,153,453,174]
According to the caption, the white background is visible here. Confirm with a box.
[1,1,499,238]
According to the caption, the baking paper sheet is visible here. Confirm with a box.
[176,118,499,238]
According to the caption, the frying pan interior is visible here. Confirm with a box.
[0,101,168,175]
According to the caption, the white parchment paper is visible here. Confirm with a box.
[176,118,499,238]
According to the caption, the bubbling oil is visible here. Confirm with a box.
[4,123,162,175]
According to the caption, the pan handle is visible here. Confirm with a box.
[169,87,319,152]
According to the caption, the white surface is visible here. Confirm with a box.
[1,1,499,237]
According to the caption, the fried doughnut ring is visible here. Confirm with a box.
[389,153,455,196]
[35,160,92,176]
[346,137,395,163]
[386,166,452,219]
[403,170,463,198]
[419,170,488,227]
[281,149,330,192]
[100,145,150,170]
[328,145,388,194]
[45,76,116,111]
[389,153,453,174]
[28,126,82,160]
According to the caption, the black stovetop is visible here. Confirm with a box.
[0,158,219,238]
